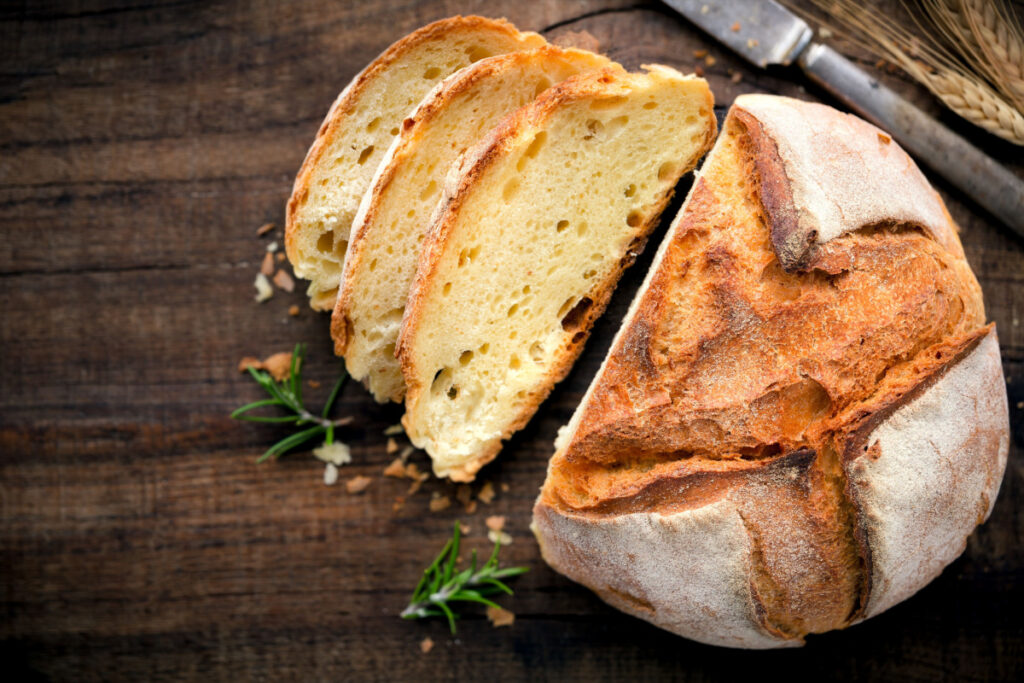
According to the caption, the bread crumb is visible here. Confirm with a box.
[273,269,295,292]
[393,496,405,513]
[1016,401,1023,410]
[266,241,279,253]
[485,515,506,532]
[384,423,405,436]
[731,21,740,32]
[260,251,275,276]
[308,379,320,388]
[746,38,758,48]
[486,606,515,628]
[384,458,406,478]
[500,483,509,493]
[551,29,600,53]
[478,481,496,504]
[405,462,428,482]
[276,252,286,262]
[488,529,513,546]
[455,484,473,508]
[693,49,708,58]
[399,445,414,464]
[730,71,743,84]
[429,495,451,512]
[238,356,263,373]
[346,475,372,494]
[459,522,470,534]
[386,438,399,454]
[257,222,276,236]
[289,305,300,317]
[466,500,477,515]
[694,65,704,77]
[254,273,273,302]
[875,58,886,69]
[420,637,434,654]
[314,442,351,466]
[819,27,833,39]
[262,352,293,381]
[704,55,716,67]
[323,463,339,486]
[407,479,424,495]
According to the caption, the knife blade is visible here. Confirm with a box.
[661,0,1024,238]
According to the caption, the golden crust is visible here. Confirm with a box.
[396,66,716,479]
[534,96,1008,647]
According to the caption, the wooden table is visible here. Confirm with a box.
[2,1,1021,680]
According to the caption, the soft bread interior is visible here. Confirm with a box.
[399,65,715,480]
[286,17,545,310]
[333,47,613,403]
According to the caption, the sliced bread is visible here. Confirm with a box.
[332,46,615,403]
[285,16,545,310]
[396,65,717,481]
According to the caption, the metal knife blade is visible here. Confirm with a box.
[661,0,812,67]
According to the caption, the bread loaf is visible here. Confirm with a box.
[285,16,545,310]
[532,94,1009,648]
[397,65,717,481]
[332,46,614,403]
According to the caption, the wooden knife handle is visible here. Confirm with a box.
[798,43,1024,239]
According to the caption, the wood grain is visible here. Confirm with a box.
[1,1,1021,680]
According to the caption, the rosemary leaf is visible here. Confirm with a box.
[401,521,529,634]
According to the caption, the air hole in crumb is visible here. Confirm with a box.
[507,303,519,317]
[479,343,490,354]
[529,342,544,362]
[626,211,642,227]
[643,101,658,109]
[317,230,335,254]
[583,119,604,140]
[369,258,377,272]
[467,45,492,62]
[658,161,677,182]
[459,350,474,366]
[366,117,382,132]
[624,184,636,197]
[525,131,546,158]
[607,115,629,134]
[502,177,521,202]
[419,180,438,201]
[431,367,453,396]
[576,222,588,237]
[522,285,531,294]
[534,77,552,96]
[442,282,452,295]
[561,297,593,331]
[389,127,399,136]
[556,220,569,232]
[509,330,518,339]
[509,355,521,370]
[583,269,597,279]
[447,385,459,399]
[357,146,375,165]
[423,66,442,79]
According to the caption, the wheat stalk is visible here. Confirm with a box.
[960,0,1024,109]
[801,0,1024,145]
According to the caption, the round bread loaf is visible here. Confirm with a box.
[532,94,1010,649]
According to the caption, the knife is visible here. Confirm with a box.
[661,0,1024,239]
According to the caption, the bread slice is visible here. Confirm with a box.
[396,65,716,481]
[332,46,615,403]
[285,16,546,310]
[532,95,1007,648]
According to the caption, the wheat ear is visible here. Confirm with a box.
[801,0,1024,145]
[960,0,1024,109]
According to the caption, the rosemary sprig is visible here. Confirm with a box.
[231,343,351,463]
[401,521,529,633]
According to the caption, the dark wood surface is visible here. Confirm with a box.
[2,1,1022,680]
